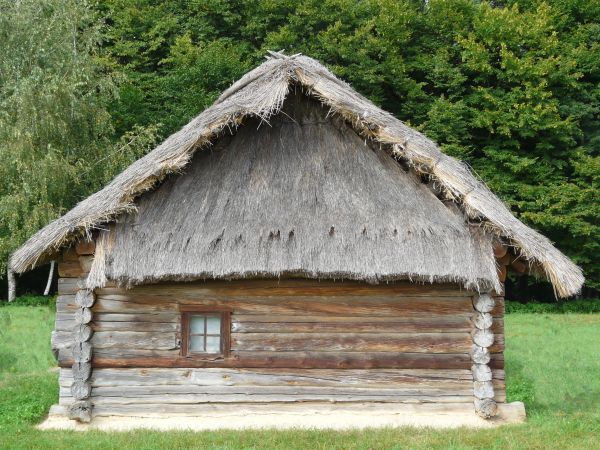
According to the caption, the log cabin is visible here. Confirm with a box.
[11,52,583,429]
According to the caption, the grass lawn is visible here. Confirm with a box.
[1,304,599,449]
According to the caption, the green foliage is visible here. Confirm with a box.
[1,0,598,294]
[0,0,159,279]
[0,296,54,308]
[506,299,600,314]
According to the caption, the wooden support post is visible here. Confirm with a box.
[471,293,497,419]
[7,268,16,302]
[68,288,96,422]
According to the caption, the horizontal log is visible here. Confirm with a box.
[89,393,474,405]
[95,280,475,298]
[59,350,505,370]
[91,331,178,351]
[76,240,96,256]
[67,368,475,388]
[58,278,84,295]
[58,261,85,278]
[91,296,504,318]
[231,332,472,353]
[92,321,179,332]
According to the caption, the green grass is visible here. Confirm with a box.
[1,303,599,449]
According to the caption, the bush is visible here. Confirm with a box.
[506,299,600,314]
[0,296,54,308]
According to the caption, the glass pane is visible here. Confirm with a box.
[206,316,221,334]
[206,335,221,353]
[189,335,205,353]
[190,315,205,334]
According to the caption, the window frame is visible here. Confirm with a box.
[180,305,231,358]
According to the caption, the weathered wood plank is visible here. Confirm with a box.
[93,296,492,317]
[91,331,178,350]
[95,280,475,298]
[58,261,85,278]
[64,368,476,388]
[90,394,474,405]
[231,332,472,353]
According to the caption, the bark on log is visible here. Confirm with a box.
[73,341,93,363]
[471,329,494,348]
[75,290,95,308]
[75,307,93,324]
[471,364,492,382]
[474,398,498,418]
[473,381,495,399]
[72,362,92,381]
[74,324,93,342]
[472,294,495,313]
[471,312,493,330]
[470,345,490,364]
[67,400,92,422]
[71,380,92,400]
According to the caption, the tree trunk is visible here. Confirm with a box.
[44,261,56,296]
[7,268,16,302]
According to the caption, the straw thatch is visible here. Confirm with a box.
[10,52,583,297]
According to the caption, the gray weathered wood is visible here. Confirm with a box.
[473,381,495,399]
[471,329,494,348]
[67,400,92,422]
[72,341,93,363]
[72,362,92,381]
[474,398,498,418]
[472,294,495,313]
[75,307,93,324]
[74,324,93,342]
[470,345,490,364]
[471,364,492,382]
[75,289,95,308]
[71,380,92,400]
[471,312,493,330]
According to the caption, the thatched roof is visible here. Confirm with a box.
[10,52,583,297]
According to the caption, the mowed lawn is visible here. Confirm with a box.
[1,305,599,450]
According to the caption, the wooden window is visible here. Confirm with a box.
[180,307,231,358]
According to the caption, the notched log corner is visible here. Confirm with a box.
[68,400,92,423]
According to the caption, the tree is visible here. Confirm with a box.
[0,0,158,288]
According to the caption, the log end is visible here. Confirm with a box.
[68,400,92,423]
[474,398,498,419]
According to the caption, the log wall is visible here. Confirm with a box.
[53,251,506,417]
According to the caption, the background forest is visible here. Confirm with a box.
[1,0,598,300]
